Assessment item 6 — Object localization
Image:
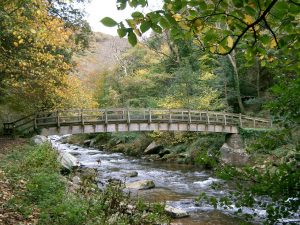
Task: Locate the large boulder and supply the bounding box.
[83,139,91,146]
[59,134,72,144]
[220,134,249,166]
[164,205,189,218]
[126,179,155,190]
[144,141,163,155]
[58,151,80,170]
[31,135,48,145]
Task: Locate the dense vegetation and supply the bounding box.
[0,143,169,225]
[0,0,299,224]
[0,0,96,121]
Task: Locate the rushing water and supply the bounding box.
[49,135,298,225]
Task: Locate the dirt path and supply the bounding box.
[0,136,27,156]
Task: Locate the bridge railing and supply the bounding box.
[34,108,272,129]
[3,114,36,135]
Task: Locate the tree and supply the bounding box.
[102,0,299,57]
[0,0,96,114]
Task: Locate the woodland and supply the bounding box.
[0,0,299,224]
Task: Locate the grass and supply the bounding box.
[0,143,170,225]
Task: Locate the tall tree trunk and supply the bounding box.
[165,31,180,63]
[227,51,246,114]
[224,73,229,109]
[255,56,261,98]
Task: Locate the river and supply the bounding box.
[49,135,297,225]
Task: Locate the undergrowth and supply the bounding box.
[1,143,170,225]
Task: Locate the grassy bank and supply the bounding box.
[0,143,170,225]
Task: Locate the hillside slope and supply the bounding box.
[73,32,129,89]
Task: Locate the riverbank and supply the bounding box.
[0,141,170,225]
[64,132,225,168]
[63,130,300,224]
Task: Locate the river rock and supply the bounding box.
[69,151,81,156]
[126,179,155,190]
[72,176,81,185]
[59,134,72,143]
[164,205,189,218]
[58,151,80,170]
[79,168,98,179]
[31,135,48,145]
[125,171,138,177]
[89,138,97,147]
[107,178,122,185]
[83,139,91,146]
[220,143,249,166]
[144,141,163,154]
[68,181,80,193]
[87,151,100,155]
[220,134,249,166]
[158,149,171,157]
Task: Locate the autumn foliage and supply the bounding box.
[0,0,97,114]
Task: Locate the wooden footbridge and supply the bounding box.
[3,108,272,136]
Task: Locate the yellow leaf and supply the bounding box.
[19,39,24,44]
[210,46,217,53]
[218,45,226,54]
[30,29,36,34]
[173,14,182,21]
[178,22,190,30]
[227,36,234,48]
[270,38,277,48]
[13,42,19,47]
[244,15,254,24]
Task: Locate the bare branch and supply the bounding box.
[288,0,300,6]
[224,0,279,55]
[263,17,279,48]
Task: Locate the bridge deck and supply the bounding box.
[3,108,272,135]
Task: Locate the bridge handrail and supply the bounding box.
[34,108,272,129]
[3,114,36,135]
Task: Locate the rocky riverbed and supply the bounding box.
[48,135,279,225]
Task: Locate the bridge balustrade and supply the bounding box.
[3,108,273,135]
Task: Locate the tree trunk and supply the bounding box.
[224,73,229,109]
[165,31,180,63]
[255,56,261,98]
[227,51,245,114]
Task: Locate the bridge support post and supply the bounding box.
[219,133,249,166]
[57,111,60,128]
[81,109,84,125]
[34,113,37,130]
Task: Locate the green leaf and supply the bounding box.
[140,21,151,33]
[159,17,170,29]
[151,24,162,33]
[232,0,244,8]
[128,30,137,46]
[260,35,271,45]
[117,0,126,10]
[101,17,118,27]
[147,12,161,23]
[245,6,257,17]
[117,28,127,38]
[131,11,144,19]
[165,14,177,26]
